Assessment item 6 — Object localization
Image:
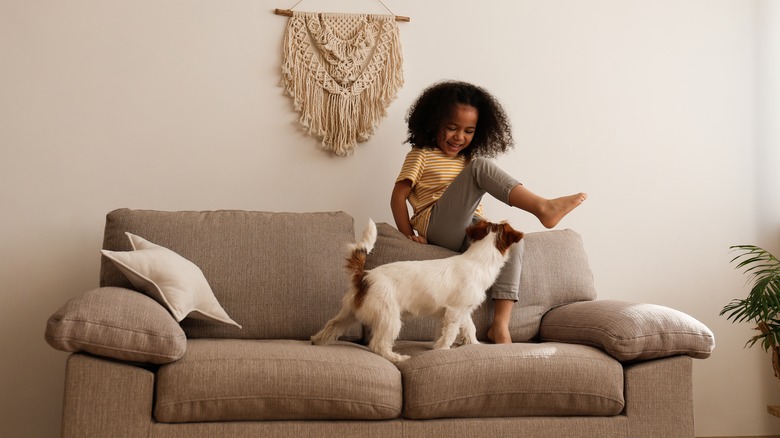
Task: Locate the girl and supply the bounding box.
[391,81,587,344]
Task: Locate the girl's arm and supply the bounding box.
[391,180,427,244]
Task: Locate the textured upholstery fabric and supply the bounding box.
[155,339,402,422]
[148,417,629,438]
[150,421,407,438]
[45,287,186,364]
[539,300,715,361]
[399,417,628,438]
[62,354,154,438]
[365,223,597,342]
[51,210,709,437]
[101,209,358,340]
[512,228,597,339]
[395,342,624,419]
[624,356,695,437]
[68,351,706,438]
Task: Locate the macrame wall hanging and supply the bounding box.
[275,2,407,156]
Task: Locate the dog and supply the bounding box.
[311,219,524,363]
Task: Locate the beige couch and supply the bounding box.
[45,209,715,437]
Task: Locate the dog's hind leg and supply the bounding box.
[367,314,409,363]
[311,304,356,345]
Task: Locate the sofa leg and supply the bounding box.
[61,354,154,438]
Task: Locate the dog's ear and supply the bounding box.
[502,223,524,245]
[495,223,523,254]
[465,220,490,241]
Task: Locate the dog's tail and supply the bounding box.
[348,219,377,308]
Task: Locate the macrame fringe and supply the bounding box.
[281,12,404,156]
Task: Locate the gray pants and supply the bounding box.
[426,158,524,301]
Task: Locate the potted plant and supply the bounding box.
[720,245,780,382]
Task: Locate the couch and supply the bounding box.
[45,209,715,437]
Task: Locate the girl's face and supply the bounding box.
[437,104,478,157]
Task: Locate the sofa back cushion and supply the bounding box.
[101,209,358,340]
[364,223,597,342]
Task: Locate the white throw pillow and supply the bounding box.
[101,232,241,328]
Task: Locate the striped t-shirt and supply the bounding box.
[395,148,484,237]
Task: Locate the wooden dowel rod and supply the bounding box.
[273,8,409,22]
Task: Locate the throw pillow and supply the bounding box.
[101,232,241,328]
[45,287,187,364]
[539,300,715,361]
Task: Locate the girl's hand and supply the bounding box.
[407,235,427,244]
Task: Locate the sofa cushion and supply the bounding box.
[539,300,716,361]
[394,341,624,419]
[365,223,597,342]
[45,287,186,364]
[154,339,402,422]
[101,233,240,328]
[100,209,359,340]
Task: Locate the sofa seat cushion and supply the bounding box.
[155,339,402,422]
[394,341,625,420]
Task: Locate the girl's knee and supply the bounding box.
[471,157,491,171]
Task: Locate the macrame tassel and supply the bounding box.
[281,12,404,156]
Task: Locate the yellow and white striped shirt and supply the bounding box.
[395,148,484,237]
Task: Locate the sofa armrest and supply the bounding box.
[62,354,154,437]
[45,287,186,364]
[539,300,715,362]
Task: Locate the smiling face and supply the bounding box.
[437,104,478,157]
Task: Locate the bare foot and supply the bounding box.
[537,193,588,229]
[487,325,512,344]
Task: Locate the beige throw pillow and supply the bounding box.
[101,232,241,328]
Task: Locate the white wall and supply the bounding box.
[757,0,780,256]
[0,0,775,436]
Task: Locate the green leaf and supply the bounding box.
[722,245,780,349]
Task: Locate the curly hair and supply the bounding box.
[404,81,514,159]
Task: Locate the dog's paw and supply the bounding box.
[460,337,480,346]
[388,354,411,363]
[378,351,411,363]
[432,342,452,350]
[310,333,329,345]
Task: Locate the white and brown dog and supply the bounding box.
[311,219,524,362]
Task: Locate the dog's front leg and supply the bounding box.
[458,314,479,345]
[434,308,463,350]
